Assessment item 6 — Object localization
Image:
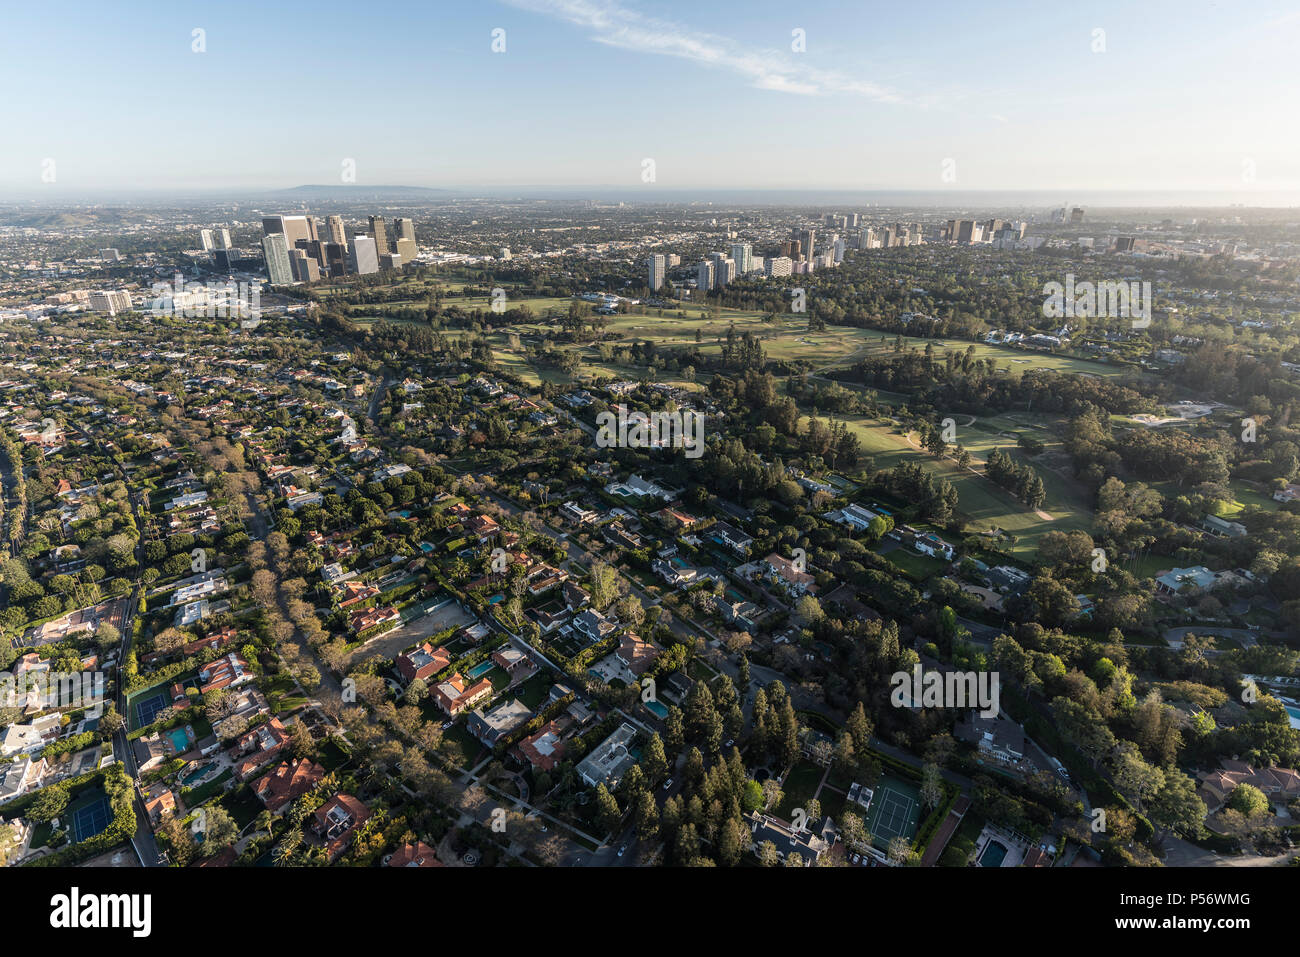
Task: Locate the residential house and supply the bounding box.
[467,698,533,745]
[432,673,494,716]
[576,722,638,789]
[396,643,452,684]
[387,841,443,867]
[254,758,327,813]
[746,812,831,865]
[312,793,371,861]
[514,720,568,772]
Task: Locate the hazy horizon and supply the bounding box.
[3,0,1298,197]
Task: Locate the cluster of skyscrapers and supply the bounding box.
[943,218,1029,245]
[252,214,418,285]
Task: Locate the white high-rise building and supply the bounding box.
[216,228,232,250]
[765,256,793,278]
[200,229,214,251]
[647,254,665,291]
[833,238,846,263]
[713,256,735,289]
[730,243,752,275]
[696,260,714,292]
[349,235,379,275]
[262,233,294,285]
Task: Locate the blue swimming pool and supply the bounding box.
[644,700,668,719]
[979,841,1008,867]
[467,660,494,679]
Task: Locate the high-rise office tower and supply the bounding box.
[395,238,417,263]
[289,248,320,283]
[730,243,752,275]
[200,229,214,251]
[797,229,816,262]
[326,215,347,249]
[369,216,389,256]
[262,233,294,285]
[955,220,977,244]
[833,238,846,263]
[1070,207,1085,223]
[647,254,665,291]
[262,215,317,249]
[350,235,379,275]
[324,243,349,278]
[696,260,714,293]
[295,238,326,268]
[216,228,232,250]
[393,218,416,244]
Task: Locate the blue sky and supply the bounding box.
[1,0,1297,195]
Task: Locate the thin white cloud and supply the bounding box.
[502,0,906,104]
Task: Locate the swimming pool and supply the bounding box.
[182,762,216,787]
[467,660,494,679]
[644,700,668,719]
[168,727,192,753]
[1285,704,1300,730]
[979,841,1008,867]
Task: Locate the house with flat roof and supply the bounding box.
[1155,566,1217,596]
[577,722,638,789]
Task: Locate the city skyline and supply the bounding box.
[2,0,1299,197]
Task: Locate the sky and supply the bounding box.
[1,0,1298,198]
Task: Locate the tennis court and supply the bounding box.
[865,774,921,847]
[134,691,168,727]
[70,793,112,842]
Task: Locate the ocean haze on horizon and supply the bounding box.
[1,186,1298,210]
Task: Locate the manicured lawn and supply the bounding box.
[773,762,825,820]
[883,547,948,581]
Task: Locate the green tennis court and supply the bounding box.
[864,774,921,847]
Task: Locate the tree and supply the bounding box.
[642,733,668,784]
[756,840,779,866]
[594,783,622,836]
[1148,768,1207,844]
[635,789,659,842]
[718,816,744,866]
[29,785,69,823]
[1226,783,1270,818]
[795,595,824,623]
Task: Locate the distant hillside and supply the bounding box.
[266,185,457,202]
